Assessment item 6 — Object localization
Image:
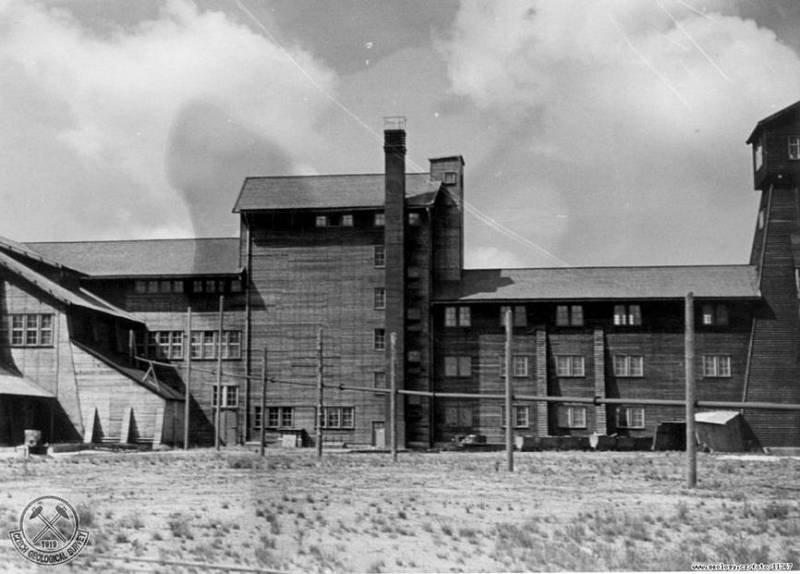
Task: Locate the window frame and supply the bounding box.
[265,406,294,429]
[374,329,386,351]
[702,354,732,378]
[8,313,55,347]
[318,406,355,430]
[701,304,729,327]
[558,405,588,429]
[315,215,328,228]
[556,305,583,327]
[444,355,472,378]
[341,214,354,227]
[374,212,385,227]
[555,354,585,377]
[788,135,800,160]
[613,354,643,377]
[443,171,457,185]
[613,304,642,326]
[373,245,385,268]
[374,287,386,310]
[444,306,471,328]
[212,384,239,409]
[616,406,645,429]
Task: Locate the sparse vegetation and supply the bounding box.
[0,449,797,572]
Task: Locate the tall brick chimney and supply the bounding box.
[384,117,406,448]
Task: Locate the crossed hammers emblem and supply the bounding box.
[29,504,70,544]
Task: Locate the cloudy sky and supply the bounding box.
[1,0,799,268]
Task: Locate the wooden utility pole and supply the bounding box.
[316,328,324,458]
[184,307,192,450]
[685,292,697,488]
[390,332,397,461]
[128,329,136,360]
[504,308,514,472]
[215,295,224,450]
[260,345,267,457]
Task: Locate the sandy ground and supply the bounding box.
[0,447,797,573]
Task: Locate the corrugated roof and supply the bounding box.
[746,100,800,143]
[0,368,54,398]
[233,172,441,212]
[27,238,241,278]
[0,250,143,323]
[439,265,760,302]
[695,411,741,425]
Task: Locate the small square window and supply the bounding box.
[443,171,457,185]
[408,350,421,363]
[315,215,328,228]
[408,212,421,226]
[342,214,354,227]
[134,280,147,294]
[374,212,385,227]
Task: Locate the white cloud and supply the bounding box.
[468,246,528,269]
[0,0,336,240]
[439,0,800,265]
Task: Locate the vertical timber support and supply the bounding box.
[316,328,323,458]
[390,332,398,461]
[260,345,267,457]
[593,328,607,434]
[504,308,513,472]
[535,328,549,437]
[184,307,192,450]
[215,295,224,450]
[685,292,697,488]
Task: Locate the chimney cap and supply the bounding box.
[383,116,406,131]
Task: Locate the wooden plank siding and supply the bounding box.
[433,301,754,443]
[71,342,170,444]
[247,220,390,447]
[746,186,800,447]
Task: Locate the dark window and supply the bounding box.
[556,305,583,326]
[789,136,800,160]
[374,329,386,351]
[613,304,642,326]
[701,304,729,326]
[616,407,645,429]
[374,245,385,268]
[374,288,386,309]
[443,171,457,185]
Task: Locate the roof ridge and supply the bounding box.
[243,171,430,181]
[27,236,239,245]
[464,263,755,272]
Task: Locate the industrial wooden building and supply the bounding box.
[1,103,799,449]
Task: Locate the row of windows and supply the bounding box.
[443,405,645,429]
[139,330,242,360]
[9,314,54,347]
[252,406,355,429]
[443,303,731,328]
[133,278,243,295]
[442,354,732,378]
[314,212,422,228]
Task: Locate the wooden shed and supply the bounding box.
[694,411,746,452]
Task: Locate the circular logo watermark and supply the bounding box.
[8,496,90,566]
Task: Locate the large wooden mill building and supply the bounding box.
[1,103,800,449]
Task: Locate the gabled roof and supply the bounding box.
[27,238,241,278]
[0,250,143,323]
[233,172,441,212]
[746,100,800,144]
[0,235,73,272]
[437,265,760,302]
